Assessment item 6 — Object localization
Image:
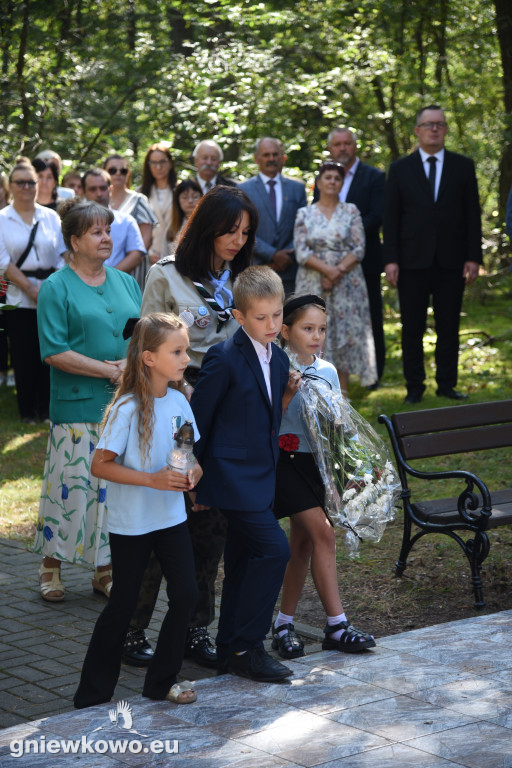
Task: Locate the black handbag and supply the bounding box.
[15,221,39,270]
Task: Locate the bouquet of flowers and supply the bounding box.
[287,350,400,557]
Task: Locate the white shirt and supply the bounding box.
[97,389,200,535]
[259,172,283,220]
[0,203,66,308]
[196,174,217,193]
[339,158,359,202]
[419,147,444,201]
[244,329,273,403]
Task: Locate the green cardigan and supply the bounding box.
[37,265,141,423]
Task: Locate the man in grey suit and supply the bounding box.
[240,138,307,295]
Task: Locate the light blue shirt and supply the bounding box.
[281,355,341,452]
[98,389,199,535]
[105,209,146,268]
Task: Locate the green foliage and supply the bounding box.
[0,0,510,254]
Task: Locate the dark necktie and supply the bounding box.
[267,179,277,217]
[427,156,437,201]
[205,180,213,191]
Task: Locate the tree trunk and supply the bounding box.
[494,0,512,217]
[16,0,31,139]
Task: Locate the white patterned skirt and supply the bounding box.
[33,422,110,567]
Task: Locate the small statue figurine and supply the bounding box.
[166,421,196,475]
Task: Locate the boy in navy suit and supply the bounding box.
[191,266,295,682]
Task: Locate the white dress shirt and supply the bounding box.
[196,175,217,193]
[419,147,444,201]
[243,329,273,403]
[339,157,359,202]
[259,172,283,221]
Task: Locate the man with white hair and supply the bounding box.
[35,149,74,199]
[192,140,236,192]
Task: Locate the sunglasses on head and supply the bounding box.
[107,167,128,176]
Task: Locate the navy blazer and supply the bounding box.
[239,174,307,287]
[191,327,289,512]
[383,149,482,269]
[313,161,385,276]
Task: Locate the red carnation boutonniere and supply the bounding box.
[279,433,300,452]
[0,278,7,299]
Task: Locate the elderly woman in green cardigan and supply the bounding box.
[34,199,141,601]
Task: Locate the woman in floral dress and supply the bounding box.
[33,199,141,602]
[294,161,377,394]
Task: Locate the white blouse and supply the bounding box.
[0,203,66,309]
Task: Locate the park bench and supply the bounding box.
[378,399,512,608]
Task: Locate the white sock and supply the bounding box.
[326,613,347,642]
[274,611,294,635]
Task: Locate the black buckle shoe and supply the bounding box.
[122,628,154,667]
[185,626,218,668]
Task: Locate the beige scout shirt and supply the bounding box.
[141,259,238,370]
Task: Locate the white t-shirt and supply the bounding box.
[97,388,199,535]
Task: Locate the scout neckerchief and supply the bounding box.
[192,270,233,332]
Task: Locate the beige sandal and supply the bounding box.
[39,563,65,602]
[92,568,112,598]
[165,681,197,705]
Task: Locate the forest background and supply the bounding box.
[1,0,512,269]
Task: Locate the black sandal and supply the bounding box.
[271,622,305,659]
[322,621,376,653]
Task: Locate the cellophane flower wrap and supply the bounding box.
[287,350,400,556]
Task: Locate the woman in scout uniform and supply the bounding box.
[122,185,259,668]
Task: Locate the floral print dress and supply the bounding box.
[294,203,377,386]
[34,422,110,566]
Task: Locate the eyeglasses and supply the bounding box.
[417,121,447,129]
[107,167,128,176]
[12,180,37,188]
[149,159,170,167]
[180,193,202,202]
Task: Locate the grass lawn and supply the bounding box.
[1,271,511,634]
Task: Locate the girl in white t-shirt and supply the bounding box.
[272,295,375,660]
[74,313,201,709]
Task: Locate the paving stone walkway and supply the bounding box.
[1,538,512,767]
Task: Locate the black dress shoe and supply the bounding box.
[122,628,154,667]
[184,626,218,668]
[367,380,380,391]
[227,647,293,682]
[436,388,468,400]
[403,392,423,404]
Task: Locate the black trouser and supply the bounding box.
[74,522,197,708]
[5,308,49,419]
[398,267,465,394]
[129,497,227,631]
[216,505,290,659]
[364,272,386,381]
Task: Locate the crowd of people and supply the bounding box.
[0,105,485,707]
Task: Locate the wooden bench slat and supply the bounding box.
[413,496,512,528]
[400,423,512,460]
[392,399,512,437]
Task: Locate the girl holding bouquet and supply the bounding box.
[272,294,376,659]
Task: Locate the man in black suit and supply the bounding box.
[383,105,482,404]
[315,128,386,383]
[192,140,237,192]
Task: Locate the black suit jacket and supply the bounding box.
[383,149,482,269]
[313,161,385,275]
[215,174,237,188]
[191,327,289,511]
